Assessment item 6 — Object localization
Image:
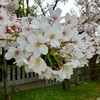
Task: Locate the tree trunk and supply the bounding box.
[26,0,29,16]
[89,54,99,81]
[62,79,70,90]
[3,49,12,100]
[3,68,12,100]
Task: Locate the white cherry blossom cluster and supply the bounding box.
[0,1,97,81]
[77,16,100,56]
[76,0,100,57]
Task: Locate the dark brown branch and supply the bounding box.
[26,0,29,16]
[53,0,60,10]
[95,0,100,7]
[39,4,46,16]
[34,0,46,16]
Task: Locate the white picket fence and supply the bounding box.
[0,67,59,90]
[0,65,90,90]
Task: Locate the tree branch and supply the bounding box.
[39,4,46,16]
[95,0,100,7]
[34,0,46,16]
[53,0,60,10]
[26,0,29,16]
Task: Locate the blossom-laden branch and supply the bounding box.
[0,0,99,82]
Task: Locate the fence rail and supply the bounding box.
[0,65,90,90]
[0,67,39,85]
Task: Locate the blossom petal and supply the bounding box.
[55,8,62,17]
[27,34,37,44]
[39,45,48,55]
[50,39,60,47]
[5,52,14,60]
[38,34,46,43]
[26,44,35,52]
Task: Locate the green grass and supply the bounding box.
[0,80,100,100]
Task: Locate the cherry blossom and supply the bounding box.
[0,1,99,81]
[26,34,48,57]
[44,24,63,47]
[5,47,24,60]
[49,8,62,21]
[64,13,78,27]
[29,56,48,75]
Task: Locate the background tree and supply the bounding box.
[15,0,37,17]
[75,0,100,81]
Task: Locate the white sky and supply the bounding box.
[57,0,79,15]
[29,0,80,16]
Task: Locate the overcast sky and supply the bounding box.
[29,0,80,16]
[57,0,79,16]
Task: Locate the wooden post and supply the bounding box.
[62,79,70,90]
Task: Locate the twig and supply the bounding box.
[34,0,46,16]
[39,4,46,16]
[53,0,60,10]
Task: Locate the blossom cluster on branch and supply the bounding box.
[0,0,99,81]
[76,0,100,62]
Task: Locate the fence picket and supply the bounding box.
[0,66,90,89]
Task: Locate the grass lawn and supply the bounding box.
[0,80,100,100]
